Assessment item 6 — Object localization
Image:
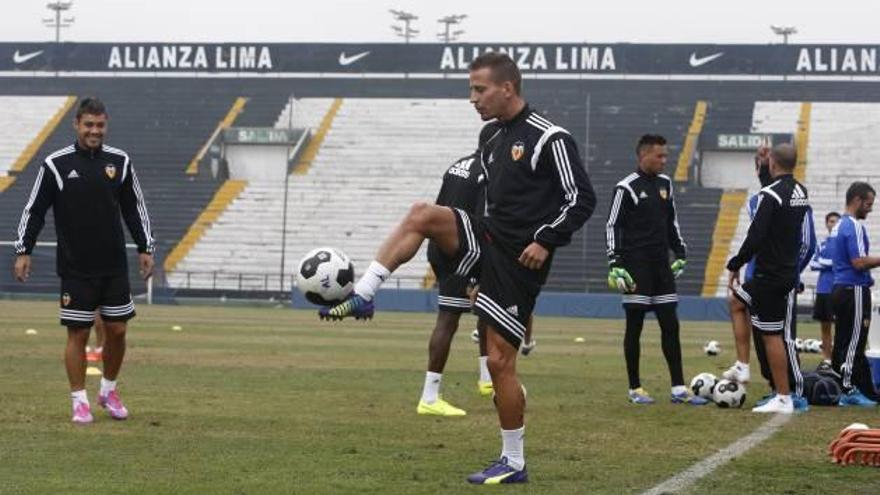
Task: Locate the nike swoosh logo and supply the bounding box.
[689,52,724,68]
[13,50,44,64]
[338,51,370,66]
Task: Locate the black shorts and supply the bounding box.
[429,245,473,314]
[620,258,677,308]
[60,275,135,328]
[732,279,794,335]
[449,208,538,350]
[812,292,835,322]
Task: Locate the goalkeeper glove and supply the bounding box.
[671,259,687,279]
[608,267,636,293]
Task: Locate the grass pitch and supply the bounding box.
[1,300,878,494]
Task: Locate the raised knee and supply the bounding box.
[403,202,432,232]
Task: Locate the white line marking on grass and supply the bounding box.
[641,413,792,495]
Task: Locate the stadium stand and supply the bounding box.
[0,83,274,293]
[710,101,880,298]
[572,88,721,295]
[0,96,75,193]
[6,77,880,300]
[168,98,483,290]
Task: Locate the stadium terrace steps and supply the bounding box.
[163,179,248,273]
[169,98,483,291]
[702,190,748,297]
[800,102,880,299]
[570,93,721,295]
[292,98,343,175]
[0,87,278,293]
[0,96,75,192]
[711,101,880,298]
[7,80,880,297]
[674,100,708,182]
[186,97,248,175]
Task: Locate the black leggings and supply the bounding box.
[624,305,684,390]
[832,285,879,400]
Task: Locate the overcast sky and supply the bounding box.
[3,1,878,44]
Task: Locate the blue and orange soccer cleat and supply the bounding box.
[319,294,375,321]
[466,457,528,485]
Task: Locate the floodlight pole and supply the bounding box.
[44,1,75,43]
[280,94,294,294]
[437,14,467,43]
[389,9,419,43]
[770,25,797,45]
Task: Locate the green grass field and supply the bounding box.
[1,300,878,494]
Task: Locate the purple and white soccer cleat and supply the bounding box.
[466,457,528,485]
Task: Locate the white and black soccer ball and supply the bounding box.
[713,379,746,408]
[690,372,718,399]
[703,340,721,356]
[295,247,355,306]
[804,338,822,354]
[795,338,805,352]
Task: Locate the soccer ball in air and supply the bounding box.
[703,340,721,356]
[690,372,718,400]
[295,247,355,305]
[713,379,746,408]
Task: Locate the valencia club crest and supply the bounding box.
[511,141,525,161]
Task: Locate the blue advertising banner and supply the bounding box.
[2,42,879,78]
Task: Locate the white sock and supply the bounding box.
[501,427,525,470]
[353,261,391,302]
[776,394,791,404]
[671,385,687,395]
[421,371,442,404]
[736,360,750,370]
[478,356,491,382]
[100,378,117,396]
[823,359,832,365]
[71,389,88,405]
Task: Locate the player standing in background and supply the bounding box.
[809,211,840,372]
[606,134,707,405]
[723,146,815,412]
[13,97,154,424]
[726,144,813,414]
[321,52,596,484]
[86,314,106,362]
[829,182,880,406]
[418,151,487,417]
